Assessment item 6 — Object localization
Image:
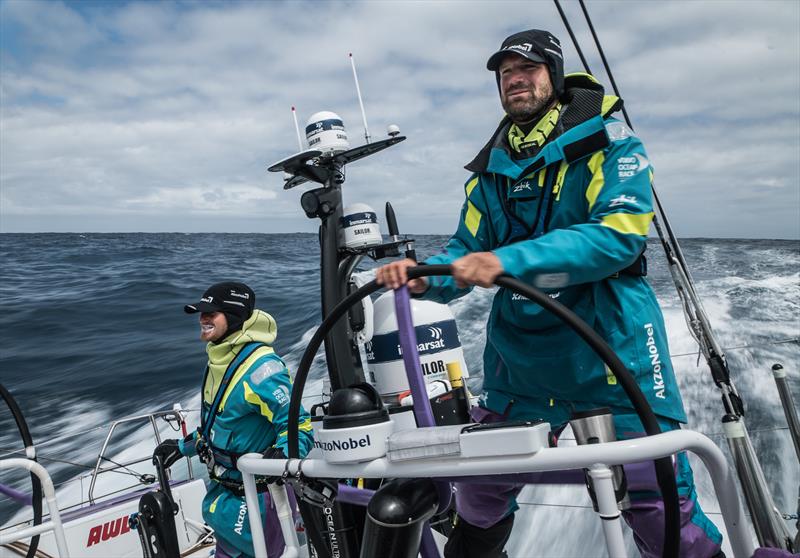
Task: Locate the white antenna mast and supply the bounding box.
[349,52,371,144]
[291,106,304,151]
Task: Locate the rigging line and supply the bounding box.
[34,453,157,480]
[577,0,700,291]
[518,501,741,518]
[99,454,153,483]
[21,454,100,471]
[0,409,203,458]
[570,0,739,408]
[577,0,632,128]
[700,426,790,439]
[670,337,800,359]
[553,0,593,74]
[562,0,686,267]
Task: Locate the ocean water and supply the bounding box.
[1,234,798,554]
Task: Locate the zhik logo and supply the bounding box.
[513,181,533,193]
[609,194,638,207]
[512,291,561,301]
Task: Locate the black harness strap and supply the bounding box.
[196,342,265,473]
[199,341,264,440]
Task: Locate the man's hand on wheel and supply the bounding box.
[375,258,428,293]
[451,252,504,288]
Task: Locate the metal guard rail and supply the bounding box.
[238,429,756,558]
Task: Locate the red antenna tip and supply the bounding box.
[349,52,353,57]
[291,106,295,111]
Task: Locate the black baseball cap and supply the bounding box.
[486,29,565,97]
[487,29,561,70]
[184,282,255,319]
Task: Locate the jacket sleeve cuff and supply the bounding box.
[179,433,197,457]
[493,244,531,278]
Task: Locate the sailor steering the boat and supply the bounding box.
[376,28,724,558]
[153,281,313,558]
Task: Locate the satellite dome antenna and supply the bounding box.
[267,52,407,393]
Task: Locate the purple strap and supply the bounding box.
[419,522,440,558]
[394,286,448,558]
[0,482,33,506]
[447,470,586,485]
[394,286,436,427]
[336,484,374,507]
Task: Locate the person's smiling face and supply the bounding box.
[199,311,228,342]
[498,54,555,124]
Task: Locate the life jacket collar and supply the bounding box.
[465,73,622,177]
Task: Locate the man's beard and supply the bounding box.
[501,79,555,124]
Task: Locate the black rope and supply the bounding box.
[564,0,739,414]
[553,0,593,74]
[287,266,681,558]
[0,383,42,558]
[577,0,633,128]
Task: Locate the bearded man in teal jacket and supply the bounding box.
[377,29,723,558]
[153,282,313,558]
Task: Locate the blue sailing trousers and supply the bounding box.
[204,483,298,558]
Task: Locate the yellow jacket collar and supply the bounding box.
[207,309,278,366]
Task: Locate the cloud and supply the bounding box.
[1,0,798,237]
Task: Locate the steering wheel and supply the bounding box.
[285,264,680,558]
[1,383,43,558]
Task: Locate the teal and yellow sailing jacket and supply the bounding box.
[178,309,313,555]
[179,309,313,472]
[422,74,687,423]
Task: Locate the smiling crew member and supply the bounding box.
[153,281,313,558]
[376,29,723,558]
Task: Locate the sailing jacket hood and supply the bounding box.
[207,309,278,365]
[421,73,687,424]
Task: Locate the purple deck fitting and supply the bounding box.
[336,484,374,507]
[0,482,33,506]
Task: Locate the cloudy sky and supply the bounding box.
[1,0,798,238]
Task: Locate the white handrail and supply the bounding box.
[238,429,756,558]
[0,458,70,557]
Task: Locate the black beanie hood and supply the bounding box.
[184,281,255,338]
[223,310,246,336]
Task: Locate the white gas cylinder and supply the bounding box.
[365,291,469,399]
